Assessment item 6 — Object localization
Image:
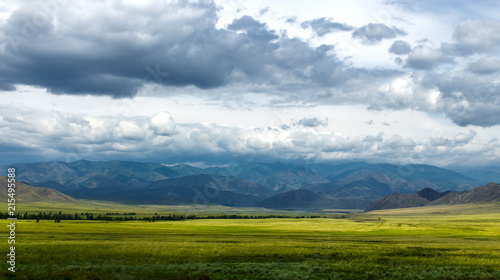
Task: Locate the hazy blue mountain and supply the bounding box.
[257,166,328,192]
[323,163,476,192]
[4,160,179,185]
[227,162,477,193]
[304,174,392,198]
[452,166,500,185]
[218,162,329,191]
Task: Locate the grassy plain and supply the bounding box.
[2,203,500,279]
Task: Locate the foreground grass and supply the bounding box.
[2,204,500,279]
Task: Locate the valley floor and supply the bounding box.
[2,203,500,279]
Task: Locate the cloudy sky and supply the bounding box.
[1,0,500,168]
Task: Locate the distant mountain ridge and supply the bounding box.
[1,160,491,209]
[366,183,500,211]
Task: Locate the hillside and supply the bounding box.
[256,190,337,210]
[58,174,273,207]
[429,182,500,205]
[366,183,500,211]
[364,193,429,212]
[0,177,79,204]
[304,174,393,198]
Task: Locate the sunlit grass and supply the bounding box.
[2,203,500,279]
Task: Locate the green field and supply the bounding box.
[2,203,500,279]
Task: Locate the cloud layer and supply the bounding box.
[1,107,497,167]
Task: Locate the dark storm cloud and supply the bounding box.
[227,15,278,41]
[0,1,228,96]
[388,40,412,55]
[0,1,393,100]
[352,23,407,45]
[300,17,354,36]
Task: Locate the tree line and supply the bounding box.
[0,211,338,222]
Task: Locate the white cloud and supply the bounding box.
[453,130,476,145]
[468,56,500,74]
[150,112,176,136]
[404,45,454,69]
[114,121,145,140]
[352,23,407,45]
[448,19,500,55]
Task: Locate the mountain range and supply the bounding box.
[1,160,496,209]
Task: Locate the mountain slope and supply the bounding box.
[366,183,500,211]
[258,166,328,192]
[364,193,429,212]
[363,187,452,212]
[0,177,79,204]
[301,174,396,209]
[452,166,500,185]
[223,162,330,191]
[256,190,338,209]
[324,163,476,192]
[429,182,500,205]
[3,160,186,189]
[127,175,270,206]
[51,174,274,207]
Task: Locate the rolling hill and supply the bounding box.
[366,183,500,211]
[0,176,79,204]
[429,182,500,205]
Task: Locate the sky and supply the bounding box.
[0,0,500,168]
